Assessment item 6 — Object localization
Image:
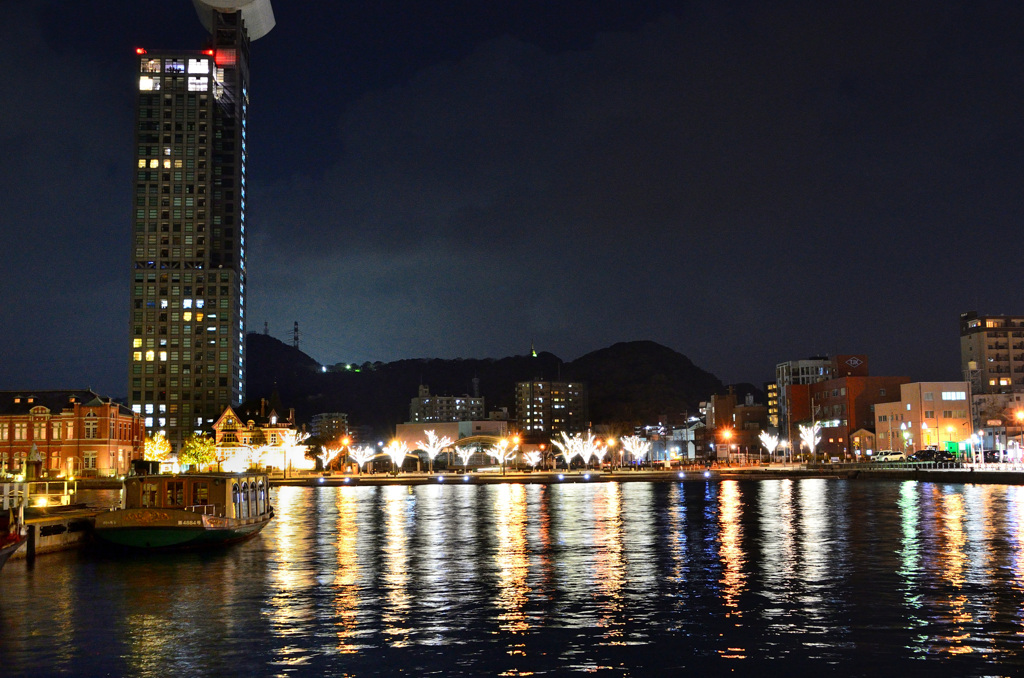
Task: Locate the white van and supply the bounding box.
[876,451,906,462]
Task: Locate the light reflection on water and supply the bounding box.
[592,482,624,643]
[718,480,745,615]
[3,480,1024,675]
[494,482,531,633]
[381,485,412,645]
[332,486,361,653]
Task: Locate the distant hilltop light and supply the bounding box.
[191,0,276,41]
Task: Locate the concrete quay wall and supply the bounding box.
[10,509,104,562]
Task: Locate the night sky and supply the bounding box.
[1,1,1021,398]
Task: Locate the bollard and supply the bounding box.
[26,523,36,564]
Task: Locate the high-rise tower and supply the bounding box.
[128,1,274,450]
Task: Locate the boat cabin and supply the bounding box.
[122,473,270,520]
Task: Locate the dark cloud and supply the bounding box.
[1,1,1021,398]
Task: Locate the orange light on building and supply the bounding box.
[135,47,147,55]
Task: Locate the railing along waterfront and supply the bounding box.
[806,460,1024,472]
[24,480,75,508]
[1,482,26,511]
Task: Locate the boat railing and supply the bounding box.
[184,504,219,515]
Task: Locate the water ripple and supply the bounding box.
[3,480,1024,675]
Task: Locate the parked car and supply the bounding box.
[875,451,906,462]
[911,449,956,463]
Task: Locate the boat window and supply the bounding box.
[142,482,159,507]
[166,481,184,507]
[232,483,240,517]
[240,482,249,519]
[249,482,257,514]
[191,482,209,506]
[257,481,265,514]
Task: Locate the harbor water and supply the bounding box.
[2,478,1024,676]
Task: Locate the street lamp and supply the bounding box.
[721,428,733,465]
[340,436,351,472]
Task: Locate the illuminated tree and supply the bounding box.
[550,432,599,470]
[551,432,581,469]
[592,437,610,467]
[415,430,454,473]
[320,445,343,471]
[179,433,216,470]
[144,432,172,462]
[799,422,821,462]
[281,430,310,453]
[487,437,519,475]
[523,450,542,469]
[579,433,601,468]
[384,440,409,474]
[621,435,652,467]
[759,431,779,464]
[349,445,377,473]
[269,430,310,477]
[454,445,476,472]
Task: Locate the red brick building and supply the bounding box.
[0,390,145,478]
[705,390,769,462]
[808,376,910,461]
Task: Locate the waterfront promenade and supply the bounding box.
[265,462,1024,488]
[62,461,1024,492]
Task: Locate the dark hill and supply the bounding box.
[245,334,725,438]
[565,341,723,424]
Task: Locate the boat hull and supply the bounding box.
[94,508,271,550]
[0,536,26,570]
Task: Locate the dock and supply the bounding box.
[3,480,107,562]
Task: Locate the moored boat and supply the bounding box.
[0,530,25,570]
[93,472,272,550]
[0,483,27,570]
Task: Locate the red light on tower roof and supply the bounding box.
[214,48,237,67]
[203,49,215,56]
[135,47,147,55]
